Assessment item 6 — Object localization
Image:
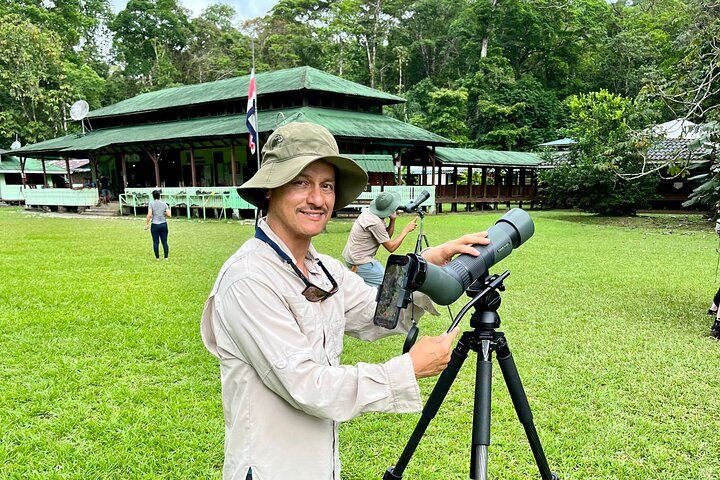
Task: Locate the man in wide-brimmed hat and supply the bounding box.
[342,190,417,287]
[200,121,490,480]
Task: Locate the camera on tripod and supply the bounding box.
[373,208,534,329]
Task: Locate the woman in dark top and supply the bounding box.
[144,190,171,260]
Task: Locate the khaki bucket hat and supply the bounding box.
[237,122,368,210]
[369,191,401,218]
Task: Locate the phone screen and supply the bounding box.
[373,255,410,329]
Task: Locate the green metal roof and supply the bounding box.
[283,108,451,145]
[10,134,78,155]
[16,114,247,154]
[87,66,405,120]
[16,107,451,156]
[0,156,66,173]
[346,154,395,173]
[434,147,543,167]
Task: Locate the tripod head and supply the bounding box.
[445,270,509,334]
[467,274,505,330]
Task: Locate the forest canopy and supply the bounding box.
[2,0,720,209]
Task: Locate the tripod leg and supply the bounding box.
[471,339,492,480]
[384,338,470,480]
[414,233,423,255]
[496,337,558,480]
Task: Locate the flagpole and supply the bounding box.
[252,41,261,173]
[246,40,263,224]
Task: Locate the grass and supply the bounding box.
[1,207,719,479]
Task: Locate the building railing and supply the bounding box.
[0,184,26,202]
[435,184,538,200]
[345,186,436,214]
[22,187,99,207]
[120,187,254,219]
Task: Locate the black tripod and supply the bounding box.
[385,272,558,480]
[413,209,429,254]
[402,209,430,353]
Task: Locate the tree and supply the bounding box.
[596,0,690,98]
[182,5,253,84]
[259,0,330,71]
[0,0,113,57]
[384,0,465,86]
[424,88,471,146]
[328,0,403,88]
[110,0,193,89]
[640,0,720,209]
[464,58,563,150]
[539,90,659,215]
[0,14,77,144]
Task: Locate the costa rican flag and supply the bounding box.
[246,68,258,154]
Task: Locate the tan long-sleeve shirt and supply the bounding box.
[201,219,422,480]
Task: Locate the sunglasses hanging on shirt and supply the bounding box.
[255,227,338,302]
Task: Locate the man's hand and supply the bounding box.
[408,328,460,378]
[421,232,490,266]
[402,217,418,234]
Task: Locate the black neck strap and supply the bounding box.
[255,227,295,265]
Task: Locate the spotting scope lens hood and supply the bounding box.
[416,208,534,305]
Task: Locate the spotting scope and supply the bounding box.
[397,190,430,213]
[374,208,534,329]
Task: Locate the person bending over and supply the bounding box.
[342,191,417,287]
[200,121,490,480]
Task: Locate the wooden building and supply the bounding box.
[399,146,544,212]
[11,66,450,217]
[13,66,544,217]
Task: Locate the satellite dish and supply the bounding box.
[275,112,286,127]
[10,140,21,150]
[70,100,90,121]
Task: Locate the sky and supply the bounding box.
[110,0,279,22]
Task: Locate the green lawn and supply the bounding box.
[1,207,718,479]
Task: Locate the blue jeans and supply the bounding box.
[348,260,385,287]
[150,222,169,259]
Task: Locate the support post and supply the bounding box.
[230,139,238,186]
[20,157,27,187]
[190,146,197,187]
[468,166,473,206]
[396,153,403,185]
[41,159,48,187]
[90,157,98,185]
[121,152,128,190]
[431,146,436,186]
[151,151,161,187]
[65,157,72,188]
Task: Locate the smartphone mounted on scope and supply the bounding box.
[373,254,426,329]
